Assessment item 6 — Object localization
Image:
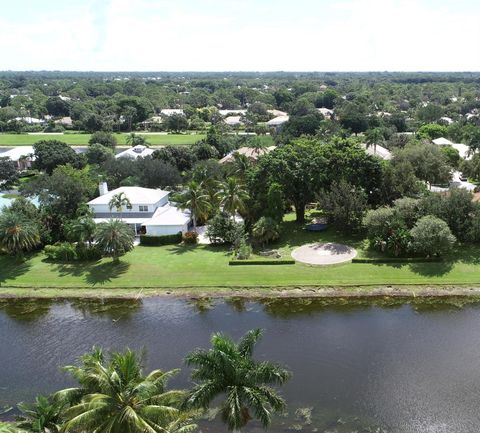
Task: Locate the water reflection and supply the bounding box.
[0,299,53,322]
[69,298,142,320]
[0,297,480,433]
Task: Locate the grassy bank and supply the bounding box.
[2,215,480,297]
[0,133,205,146]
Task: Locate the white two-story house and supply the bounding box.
[88,183,191,236]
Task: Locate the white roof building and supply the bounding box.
[432,137,453,146]
[0,146,34,162]
[266,115,289,127]
[219,146,276,164]
[88,185,191,236]
[219,109,247,117]
[13,117,45,124]
[115,145,155,160]
[160,109,184,116]
[360,143,392,160]
[224,116,243,126]
[55,116,73,126]
[267,109,288,117]
[318,108,334,118]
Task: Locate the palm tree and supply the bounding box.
[231,153,251,180]
[365,127,384,155]
[126,132,148,147]
[16,395,65,433]
[173,181,210,231]
[184,329,291,432]
[252,217,280,247]
[0,211,40,256]
[0,422,26,433]
[65,215,96,246]
[94,219,135,261]
[58,348,197,433]
[109,192,132,220]
[220,177,249,219]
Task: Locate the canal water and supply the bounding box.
[1,297,480,433]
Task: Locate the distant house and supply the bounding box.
[115,145,155,160]
[432,137,470,159]
[224,116,243,127]
[432,137,453,146]
[13,117,45,124]
[219,146,276,164]
[266,115,289,130]
[317,108,334,119]
[88,184,191,236]
[160,109,184,116]
[219,109,247,117]
[439,116,454,125]
[360,143,392,160]
[0,146,35,170]
[54,116,73,126]
[267,109,288,117]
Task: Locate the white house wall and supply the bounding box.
[145,223,189,236]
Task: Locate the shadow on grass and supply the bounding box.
[53,260,130,286]
[167,243,198,255]
[408,261,454,277]
[272,219,365,252]
[0,255,32,286]
[85,261,130,286]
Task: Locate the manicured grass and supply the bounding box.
[0,133,205,146]
[2,214,480,292]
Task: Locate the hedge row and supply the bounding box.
[352,257,443,263]
[140,232,182,246]
[229,259,296,266]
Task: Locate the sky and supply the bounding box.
[1,0,480,72]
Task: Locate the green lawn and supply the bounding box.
[0,133,205,146]
[1,215,480,293]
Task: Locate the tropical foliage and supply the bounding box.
[184,329,291,431]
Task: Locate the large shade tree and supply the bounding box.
[184,329,291,432]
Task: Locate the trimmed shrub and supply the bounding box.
[410,215,456,257]
[235,239,252,260]
[140,232,182,246]
[182,231,198,244]
[44,242,77,262]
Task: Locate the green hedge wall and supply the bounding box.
[352,257,442,263]
[140,232,182,246]
[229,259,296,266]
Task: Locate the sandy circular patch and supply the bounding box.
[291,242,357,265]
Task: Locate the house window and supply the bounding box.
[139,205,149,212]
[126,204,132,210]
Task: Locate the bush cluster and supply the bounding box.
[44,243,102,262]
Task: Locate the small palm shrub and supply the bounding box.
[183,231,199,244]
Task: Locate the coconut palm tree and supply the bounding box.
[16,395,65,433]
[184,329,291,432]
[173,181,210,231]
[58,348,197,433]
[0,211,40,256]
[220,177,249,219]
[108,192,132,220]
[94,219,134,261]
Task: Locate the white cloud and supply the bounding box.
[1,0,479,71]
